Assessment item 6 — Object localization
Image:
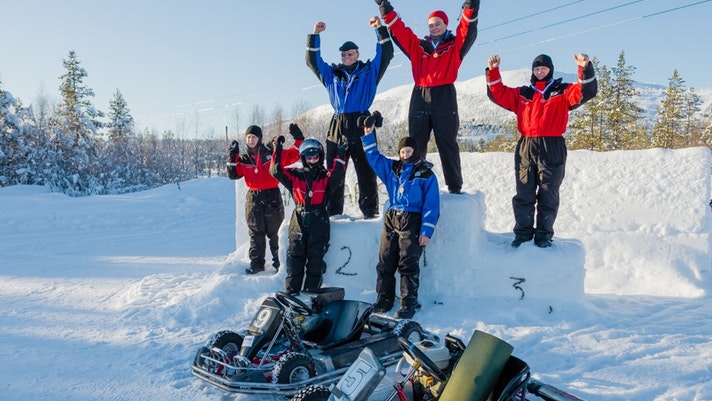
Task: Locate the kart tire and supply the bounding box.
[207,330,243,357]
[272,352,317,384]
[393,320,424,343]
[290,384,331,401]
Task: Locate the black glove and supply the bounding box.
[288,123,304,140]
[271,136,285,148]
[357,111,383,128]
[376,0,394,16]
[229,140,239,158]
[336,143,349,159]
[464,0,479,10]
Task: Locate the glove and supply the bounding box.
[336,143,349,159]
[377,0,394,16]
[289,123,304,140]
[277,135,286,145]
[229,140,239,159]
[464,0,480,10]
[371,110,383,127]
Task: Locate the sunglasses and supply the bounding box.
[340,51,357,58]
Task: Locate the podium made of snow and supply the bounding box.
[231,180,584,305]
[324,191,585,305]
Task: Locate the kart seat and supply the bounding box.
[488,356,530,401]
[304,300,373,348]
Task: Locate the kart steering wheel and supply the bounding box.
[275,292,313,316]
[398,337,447,382]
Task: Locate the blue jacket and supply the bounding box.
[362,132,440,238]
[306,27,393,114]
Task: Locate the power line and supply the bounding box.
[478,0,648,46]
[478,0,711,52]
[479,0,585,32]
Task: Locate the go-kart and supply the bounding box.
[190,287,435,396]
[290,330,587,401]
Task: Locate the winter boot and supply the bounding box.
[373,298,394,314]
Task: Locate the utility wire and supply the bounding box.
[479,0,585,32]
[478,0,711,52]
[478,0,648,46]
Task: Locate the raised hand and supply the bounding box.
[574,53,590,67]
[313,21,326,35]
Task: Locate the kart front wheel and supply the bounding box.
[272,352,317,384]
[393,320,424,343]
[290,384,331,401]
[207,330,244,356]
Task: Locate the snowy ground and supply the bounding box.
[1,147,711,401]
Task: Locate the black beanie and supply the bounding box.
[531,54,554,82]
[532,54,554,70]
[339,41,359,52]
[245,125,262,140]
[398,137,420,161]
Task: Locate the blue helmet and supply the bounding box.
[299,138,325,165]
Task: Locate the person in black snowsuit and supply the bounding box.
[227,125,303,274]
[306,17,393,218]
[270,135,346,293]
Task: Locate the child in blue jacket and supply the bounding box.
[360,112,440,319]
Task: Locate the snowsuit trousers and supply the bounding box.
[326,112,379,217]
[408,84,463,192]
[285,207,330,294]
[512,136,567,242]
[376,209,423,308]
[245,188,284,270]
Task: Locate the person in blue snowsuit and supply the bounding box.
[306,17,394,219]
[360,113,440,319]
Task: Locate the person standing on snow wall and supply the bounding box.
[375,0,479,195]
[270,132,347,294]
[360,112,440,319]
[305,16,394,219]
[486,53,597,248]
[227,124,304,274]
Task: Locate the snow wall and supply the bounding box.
[233,147,711,304]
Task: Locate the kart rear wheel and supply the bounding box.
[207,330,243,357]
[393,320,424,343]
[272,352,317,384]
[290,384,331,401]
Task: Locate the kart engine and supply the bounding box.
[403,340,452,401]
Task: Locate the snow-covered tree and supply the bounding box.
[50,50,105,195]
[652,70,686,149]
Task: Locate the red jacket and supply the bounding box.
[486,65,597,137]
[231,140,302,190]
[383,7,478,87]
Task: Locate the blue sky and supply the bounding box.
[2,0,710,137]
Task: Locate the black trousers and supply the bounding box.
[408,84,463,191]
[512,136,567,241]
[285,208,330,293]
[325,112,379,217]
[375,209,423,308]
[245,188,284,270]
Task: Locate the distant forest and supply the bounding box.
[2,51,710,196]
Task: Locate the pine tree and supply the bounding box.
[652,70,686,149]
[51,50,105,195]
[608,51,645,149]
[0,82,24,186]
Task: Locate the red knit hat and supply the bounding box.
[428,10,448,25]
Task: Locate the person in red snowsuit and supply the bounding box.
[486,53,597,248]
[270,136,346,294]
[376,0,479,194]
[227,124,303,273]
